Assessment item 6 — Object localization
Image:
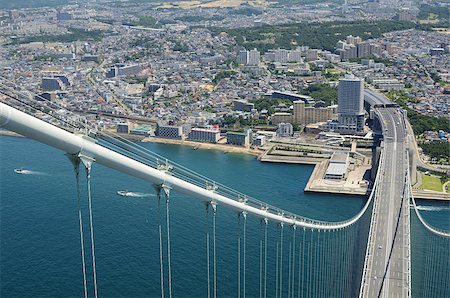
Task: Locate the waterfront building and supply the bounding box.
[337,75,365,132]
[324,152,350,180]
[156,123,184,139]
[189,127,220,143]
[130,125,152,136]
[227,130,251,147]
[253,135,266,147]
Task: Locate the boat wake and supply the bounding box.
[14,169,46,175]
[416,205,450,212]
[117,191,156,198]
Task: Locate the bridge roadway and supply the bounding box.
[361,106,410,297]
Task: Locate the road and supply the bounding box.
[361,106,410,298]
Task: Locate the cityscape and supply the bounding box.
[0,0,449,297]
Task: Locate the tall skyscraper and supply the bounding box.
[337,75,365,132]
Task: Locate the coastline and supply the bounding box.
[3,132,447,201]
[142,137,264,157]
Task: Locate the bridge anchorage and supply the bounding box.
[0,80,449,297]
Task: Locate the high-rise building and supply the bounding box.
[237,50,249,65]
[337,75,365,132]
[288,49,302,62]
[248,49,260,66]
[293,100,305,124]
[274,49,289,63]
[357,42,371,58]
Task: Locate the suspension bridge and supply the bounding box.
[0,80,448,298]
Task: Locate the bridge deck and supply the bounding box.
[361,107,410,297]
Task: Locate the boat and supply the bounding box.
[14,168,27,174]
[117,190,133,197]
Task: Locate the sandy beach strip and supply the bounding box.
[142,137,264,157]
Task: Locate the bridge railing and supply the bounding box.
[358,145,385,297]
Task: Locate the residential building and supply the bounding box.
[227,130,251,146]
[248,49,260,66]
[189,127,220,143]
[156,123,184,139]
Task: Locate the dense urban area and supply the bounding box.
[0,0,449,197]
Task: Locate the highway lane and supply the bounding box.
[361,107,410,298]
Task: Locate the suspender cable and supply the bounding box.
[264,219,268,298]
[73,161,88,298]
[291,227,296,298]
[323,231,329,297]
[243,212,247,298]
[318,231,322,297]
[237,215,241,298]
[314,230,320,297]
[85,165,98,298]
[259,223,263,298]
[212,204,217,298]
[206,205,210,298]
[158,195,165,298]
[279,223,284,298]
[299,228,305,298]
[276,241,279,298]
[259,240,263,298]
[308,229,313,298]
[288,241,292,298]
[165,195,173,298]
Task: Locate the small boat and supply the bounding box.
[14,168,27,174]
[117,190,133,197]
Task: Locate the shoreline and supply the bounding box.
[142,137,264,157]
[3,132,447,201]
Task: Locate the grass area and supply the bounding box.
[420,173,448,192]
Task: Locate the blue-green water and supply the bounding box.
[0,136,448,297]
